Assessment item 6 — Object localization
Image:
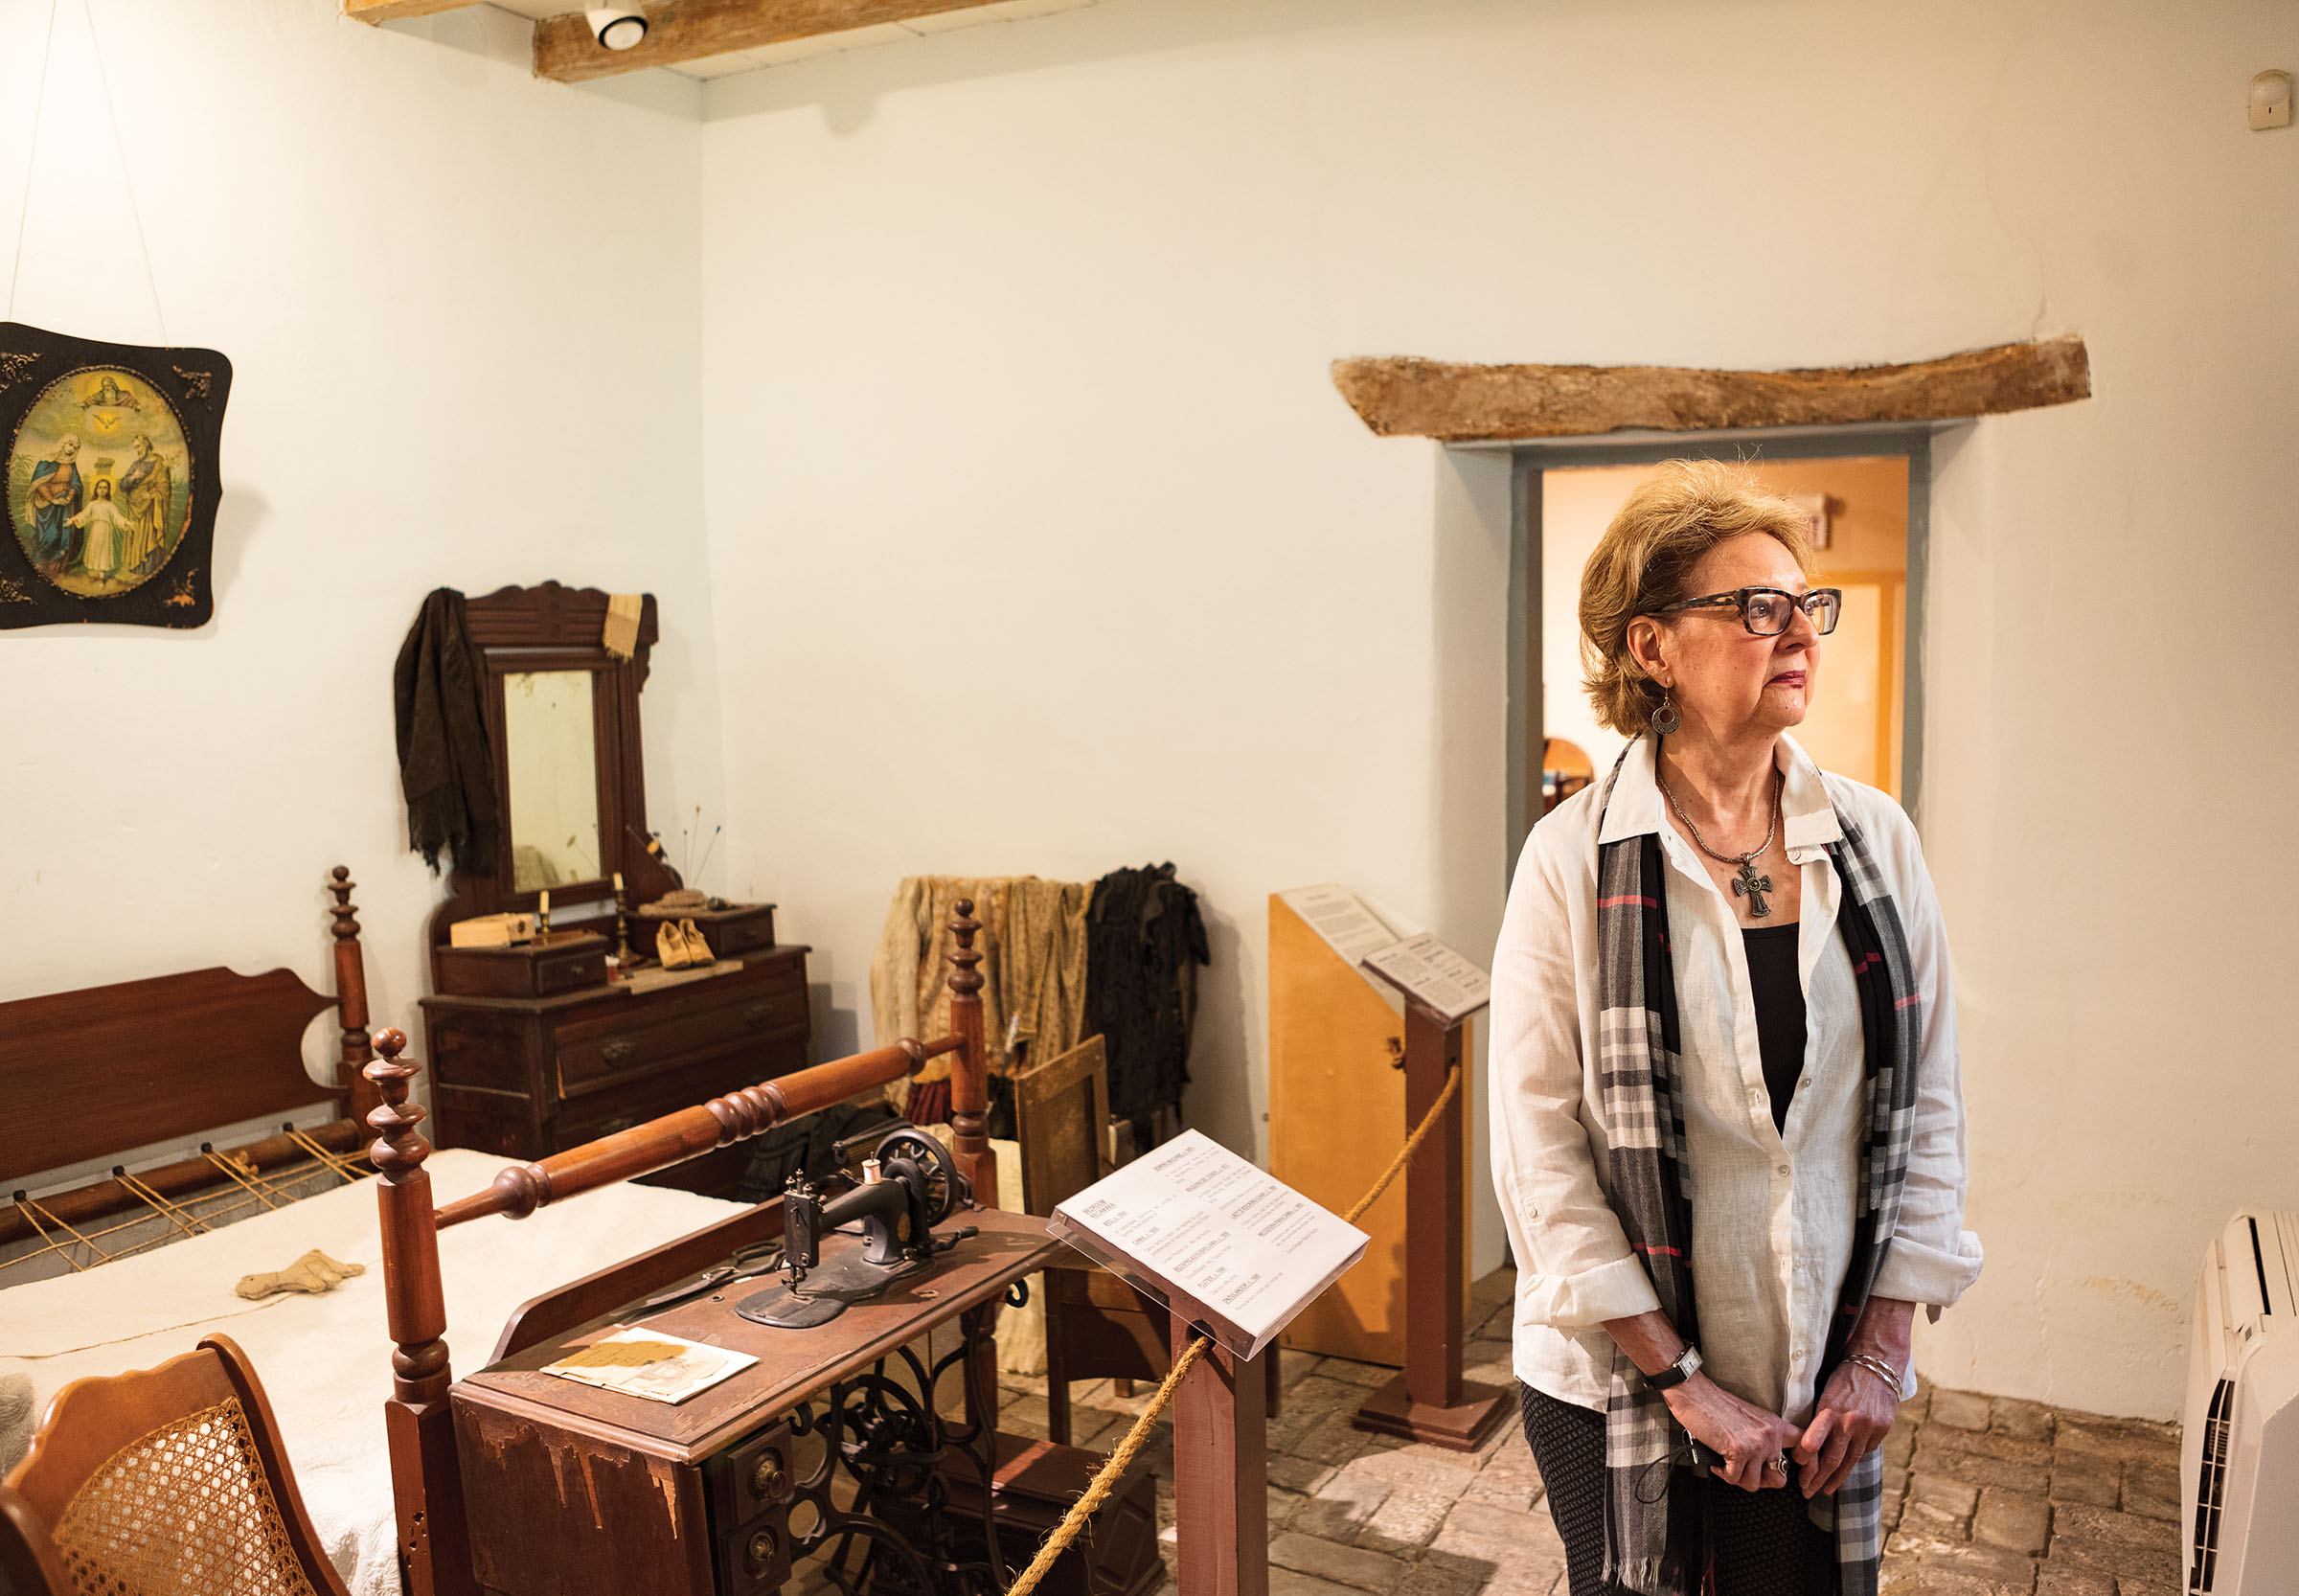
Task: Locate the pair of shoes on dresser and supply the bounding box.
[656,918,717,969]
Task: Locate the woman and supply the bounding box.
[1490,463,1981,1596]
[25,433,83,569]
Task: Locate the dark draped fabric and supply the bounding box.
[1083,862,1209,1149]
[393,588,500,877]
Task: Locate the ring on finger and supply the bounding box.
[1764,1453,1788,1476]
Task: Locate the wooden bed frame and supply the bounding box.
[369,900,1000,1596]
[0,867,380,1264]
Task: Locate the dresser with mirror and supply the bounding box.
[420,581,810,1197]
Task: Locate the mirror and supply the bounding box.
[503,669,603,892]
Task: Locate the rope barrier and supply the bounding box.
[1001,1061,1465,1596]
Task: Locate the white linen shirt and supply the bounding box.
[1489,733,1983,1422]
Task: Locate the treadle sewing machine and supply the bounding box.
[371,902,1166,1596]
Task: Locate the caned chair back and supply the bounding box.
[2,1335,351,1596]
[1013,1035,1113,1220]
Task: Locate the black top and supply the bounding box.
[1741,924,1806,1134]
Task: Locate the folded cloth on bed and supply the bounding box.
[0,1149,744,1596]
[236,1249,365,1300]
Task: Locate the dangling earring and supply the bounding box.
[1650,687,1681,737]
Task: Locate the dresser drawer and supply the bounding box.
[550,1034,812,1145]
[554,980,808,1099]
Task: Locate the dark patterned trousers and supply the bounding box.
[1519,1383,1839,1596]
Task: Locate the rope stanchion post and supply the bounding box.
[1349,1000,1511,1451]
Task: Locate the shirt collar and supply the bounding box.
[1595,732,1843,853]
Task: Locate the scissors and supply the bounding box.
[634,1240,785,1314]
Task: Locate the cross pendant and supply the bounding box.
[1733,862,1775,918]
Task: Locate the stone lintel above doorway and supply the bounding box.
[1331,335,2089,444]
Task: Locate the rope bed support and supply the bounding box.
[1002,1062,1465,1596]
[0,1135,374,1282]
[110,1172,212,1244]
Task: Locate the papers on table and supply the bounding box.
[541,1327,756,1404]
[1049,1130,1368,1361]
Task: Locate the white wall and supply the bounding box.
[0,2,714,1106]
[698,0,2299,1417]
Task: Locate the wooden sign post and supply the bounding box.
[1352,941,1510,1452]
[1171,1315,1269,1596]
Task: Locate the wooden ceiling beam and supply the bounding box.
[1330,336,2092,443]
[345,0,484,22]
[533,0,1005,82]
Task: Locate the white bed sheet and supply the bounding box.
[0,1149,745,1596]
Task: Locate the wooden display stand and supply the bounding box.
[1347,991,1510,1452]
[1267,896,1414,1365]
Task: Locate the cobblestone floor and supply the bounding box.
[989,1267,2183,1596]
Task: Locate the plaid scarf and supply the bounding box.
[1594,742,1921,1596]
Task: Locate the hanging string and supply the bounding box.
[80,0,167,344]
[6,0,61,323]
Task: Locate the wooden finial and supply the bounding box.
[948,897,984,999]
[364,1029,431,1181]
[327,865,360,943]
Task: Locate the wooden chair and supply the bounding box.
[0,1483,68,1596]
[1017,1037,1279,1445]
[3,1334,352,1596]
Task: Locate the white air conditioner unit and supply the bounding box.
[2183,1210,2299,1593]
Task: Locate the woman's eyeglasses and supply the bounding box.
[1652,586,1842,637]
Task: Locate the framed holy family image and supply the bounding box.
[0,321,231,629]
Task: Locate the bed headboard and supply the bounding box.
[0,867,376,1187]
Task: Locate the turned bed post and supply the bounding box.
[365,1029,476,1596]
[327,866,381,1129]
[943,899,1004,1431]
[945,898,996,1205]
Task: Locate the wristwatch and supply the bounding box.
[1646,1345,1703,1391]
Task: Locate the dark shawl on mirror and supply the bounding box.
[393,587,499,876]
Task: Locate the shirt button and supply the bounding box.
[1777,1164,1791,1177]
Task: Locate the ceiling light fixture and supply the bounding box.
[583,8,649,50]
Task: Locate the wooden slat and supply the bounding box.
[1331,335,2091,444]
[533,0,1004,83]
[344,0,484,23]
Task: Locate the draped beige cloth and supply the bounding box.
[869,876,1092,1090]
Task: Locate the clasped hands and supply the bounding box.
[1610,1298,1915,1498]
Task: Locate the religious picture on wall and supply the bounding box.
[0,322,231,629]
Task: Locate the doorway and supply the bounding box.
[1502,424,1937,869]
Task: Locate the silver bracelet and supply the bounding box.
[1843,1353,1903,1395]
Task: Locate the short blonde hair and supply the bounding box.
[1578,461,1817,735]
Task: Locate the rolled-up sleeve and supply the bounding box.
[1867,809,1985,1309]
[1490,830,1662,1329]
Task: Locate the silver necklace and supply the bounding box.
[1657,768,1782,918]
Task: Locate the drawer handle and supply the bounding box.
[748,1453,785,1501]
[743,1529,778,1579]
[742,1003,777,1032]
[602,1039,641,1067]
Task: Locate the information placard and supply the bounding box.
[1048,1130,1369,1361]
